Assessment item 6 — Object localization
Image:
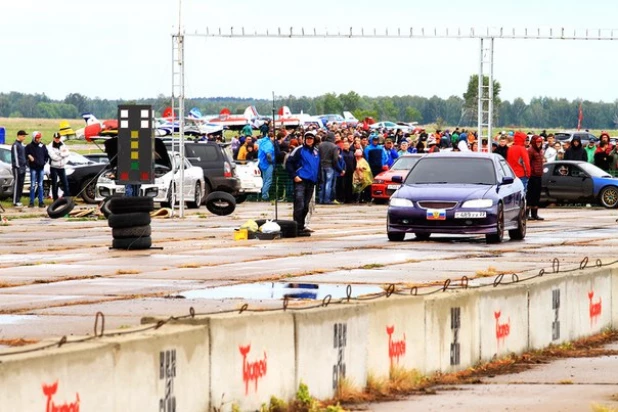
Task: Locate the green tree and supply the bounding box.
[322,93,343,114]
[64,93,89,114]
[338,91,361,111]
[404,107,423,122]
[463,74,501,125]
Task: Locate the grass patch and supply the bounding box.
[0,338,39,347]
[178,263,201,269]
[591,404,618,412]
[360,263,384,269]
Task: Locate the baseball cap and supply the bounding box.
[304,130,316,138]
[53,132,61,139]
[17,130,27,136]
[32,131,42,139]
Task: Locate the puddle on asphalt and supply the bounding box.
[0,315,40,325]
[179,282,385,300]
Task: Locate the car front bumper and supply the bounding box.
[387,206,499,235]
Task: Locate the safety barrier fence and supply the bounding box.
[0,257,616,411]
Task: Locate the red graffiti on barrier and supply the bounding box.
[494,311,510,345]
[239,344,267,395]
[386,325,406,367]
[588,291,602,325]
[42,381,80,412]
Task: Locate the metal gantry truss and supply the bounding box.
[170,26,618,186]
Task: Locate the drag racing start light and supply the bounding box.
[116,105,155,185]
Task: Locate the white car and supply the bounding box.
[0,144,49,199]
[95,151,206,208]
[369,121,414,133]
[234,160,262,203]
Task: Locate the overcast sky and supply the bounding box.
[2,0,618,104]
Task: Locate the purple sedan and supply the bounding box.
[386,152,527,243]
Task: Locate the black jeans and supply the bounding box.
[293,180,315,231]
[50,167,70,200]
[12,168,25,205]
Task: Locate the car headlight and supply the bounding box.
[461,199,493,208]
[390,198,414,207]
[373,179,384,184]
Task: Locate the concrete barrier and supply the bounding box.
[478,283,529,362]
[0,324,210,411]
[0,341,114,410]
[527,275,571,349]
[102,324,210,411]
[208,312,296,412]
[294,305,368,400]
[567,269,612,338]
[613,267,618,329]
[424,291,479,373]
[366,296,425,378]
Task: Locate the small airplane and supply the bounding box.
[155,107,224,137]
[207,106,265,130]
[274,106,319,129]
[74,113,119,141]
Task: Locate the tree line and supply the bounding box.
[1,76,617,130]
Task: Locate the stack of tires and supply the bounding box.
[107,196,154,250]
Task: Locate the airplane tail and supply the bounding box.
[161,107,175,121]
[188,107,203,119]
[82,112,99,126]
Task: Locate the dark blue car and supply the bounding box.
[387,152,527,243]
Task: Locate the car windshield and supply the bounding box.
[391,156,420,171]
[577,162,613,178]
[405,157,497,185]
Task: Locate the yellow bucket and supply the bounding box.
[234,228,248,241]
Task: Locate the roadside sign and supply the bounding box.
[116,105,154,184]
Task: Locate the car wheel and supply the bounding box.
[47,197,75,219]
[508,204,527,240]
[486,203,504,244]
[80,178,98,204]
[387,231,405,241]
[187,182,202,209]
[414,233,431,241]
[599,186,618,208]
[161,183,176,208]
[205,191,236,216]
[235,194,248,204]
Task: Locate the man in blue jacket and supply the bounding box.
[257,133,276,201]
[286,130,320,236]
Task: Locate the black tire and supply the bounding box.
[47,197,75,219]
[205,191,236,216]
[99,196,114,219]
[414,233,431,241]
[109,196,155,214]
[161,183,175,208]
[112,236,152,250]
[187,182,202,209]
[235,194,248,204]
[80,177,98,204]
[599,186,618,208]
[112,224,152,239]
[486,203,504,244]
[108,212,151,229]
[255,219,298,238]
[388,232,405,241]
[508,205,527,240]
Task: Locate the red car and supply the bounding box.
[371,154,423,204]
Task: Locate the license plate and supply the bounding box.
[426,209,446,220]
[455,211,487,219]
[387,184,400,190]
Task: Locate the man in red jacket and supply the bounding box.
[507,131,531,192]
[527,135,545,220]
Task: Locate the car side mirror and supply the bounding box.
[501,176,514,185]
[392,175,403,183]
